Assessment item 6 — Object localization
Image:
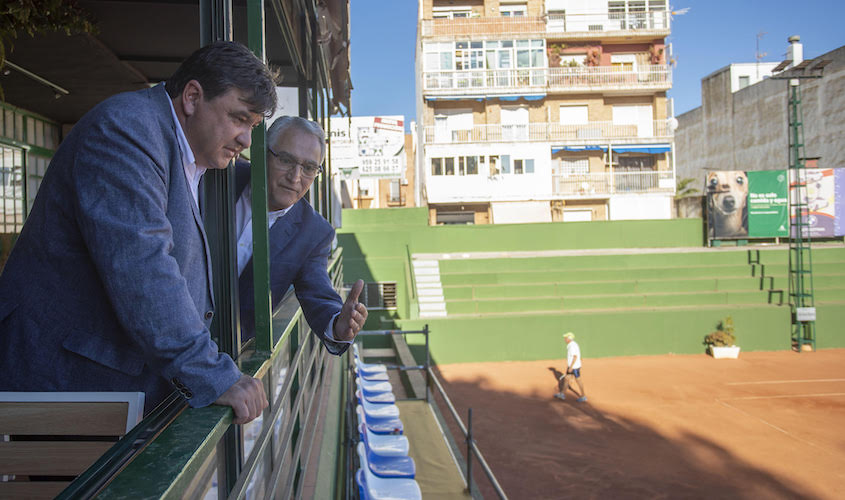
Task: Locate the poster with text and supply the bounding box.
[328,116,405,179]
[790,168,836,238]
[836,169,845,236]
[747,170,788,237]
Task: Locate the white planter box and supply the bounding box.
[709,345,741,359]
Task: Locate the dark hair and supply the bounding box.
[166,41,278,116]
[267,116,326,163]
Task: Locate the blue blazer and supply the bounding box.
[0,85,241,413]
[234,164,347,355]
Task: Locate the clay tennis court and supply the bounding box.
[435,349,845,499]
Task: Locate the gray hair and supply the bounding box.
[267,116,326,163]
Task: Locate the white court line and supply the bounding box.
[722,392,845,401]
[725,378,845,386]
[716,399,837,457]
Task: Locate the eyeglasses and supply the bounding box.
[268,147,324,178]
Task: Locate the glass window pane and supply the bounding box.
[432,158,442,175]
[445,157,455,175]
[517,50,530,67]
[458,156,465,175]
[516,40,529,48]
[467,156,478,175]
[440,52,452,69]
[514,159,524,174]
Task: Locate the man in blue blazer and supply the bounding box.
[235,116,367,351]
[0,42,276,424]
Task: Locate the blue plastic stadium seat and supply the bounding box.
[358,392,400,419]
[357,376,393,394]
[357,404,403,435]
[357,443,421,499]
[358,439,415,479]
[358,422,408,457]
[356,381,396,404]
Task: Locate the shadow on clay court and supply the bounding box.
[430,365,820,500]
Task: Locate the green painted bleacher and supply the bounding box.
[440,247,845,317]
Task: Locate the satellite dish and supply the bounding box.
[668,117,679,131]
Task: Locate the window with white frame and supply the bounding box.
[555,157,590,176]
[500,154,534,175]
[612,104,653,137]
[500,2,527,17]
[559,105,589,125]
[611,53,637,72]
[424,39,545,72]
[431,155,481,176]
[432,6,472,19]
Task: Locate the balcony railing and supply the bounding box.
[552,171,675,196]
[424,120,673,144]
[547,10,670,36]
[420,11,670,38]
[423,65,671,96]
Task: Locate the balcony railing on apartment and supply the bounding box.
[420,11,670,38]
[423,65,671,96]
[424,120,672,144]
[552,171,675,196]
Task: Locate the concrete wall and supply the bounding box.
[675,45,845,191]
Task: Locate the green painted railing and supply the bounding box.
[60,249,347,499]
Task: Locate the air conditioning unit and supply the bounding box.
[400,178,409,185]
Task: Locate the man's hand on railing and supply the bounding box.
[334,279,368,342]
[214,374,268,425]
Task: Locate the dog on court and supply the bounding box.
[706,171,748,238]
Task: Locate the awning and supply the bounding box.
[551,145,607,154]
[495,94,545,101]
[612,144,671,154]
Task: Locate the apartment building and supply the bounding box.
[415,0,676,224]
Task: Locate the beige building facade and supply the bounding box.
[416,0,677,224]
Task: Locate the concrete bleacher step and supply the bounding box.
[412,258,447,319]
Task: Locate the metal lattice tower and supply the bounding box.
[786,80,815,352]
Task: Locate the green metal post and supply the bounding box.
[247,0,273,353]
[199,0,242,496]
[787,81,816,351]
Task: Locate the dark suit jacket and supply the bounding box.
[234,164,347,355]
[0,84,241,413]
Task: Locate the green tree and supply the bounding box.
[675,177,699,199]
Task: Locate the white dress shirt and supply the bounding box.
[165,93,205,205]
[234,186,347,344]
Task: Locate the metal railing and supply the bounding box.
[428,367,508,499]
[424,120,673,144]
[423,65,671,95]
[420,11,670,38]
[551,171,675,196]
[61,249,346,499]
[547,10,670,35]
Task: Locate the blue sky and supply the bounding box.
[347,1,845,125]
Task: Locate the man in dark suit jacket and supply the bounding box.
[235,116,367,350]
[0,42,276,424]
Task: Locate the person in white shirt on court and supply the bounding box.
[555,332,587,402]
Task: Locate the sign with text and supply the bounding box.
[747,170,788,237]
[329,116,406,179]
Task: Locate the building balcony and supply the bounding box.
[420,11,670,40]
[422,65,671,97]
[551,171,675,197]
[423,120,673,145]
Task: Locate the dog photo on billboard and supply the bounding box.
[706,170,748,238]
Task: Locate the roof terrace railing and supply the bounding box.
[423,65,672,96]
[424,120,673,145]
[59,248,347,500]
[420,11,670,39]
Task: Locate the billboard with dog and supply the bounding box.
[707,168,845,240]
